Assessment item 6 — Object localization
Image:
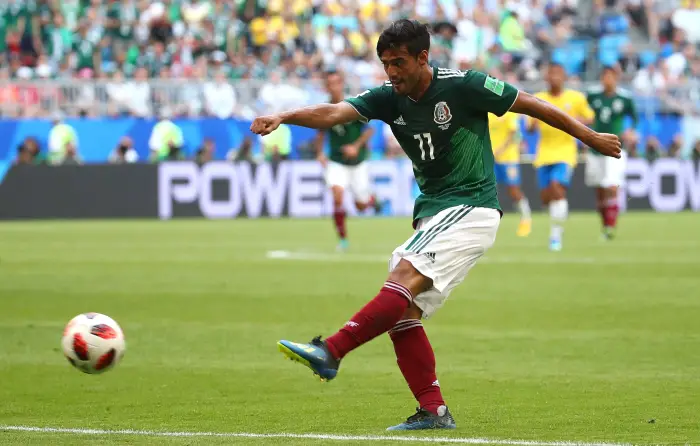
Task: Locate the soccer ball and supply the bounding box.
[61,313,126,374]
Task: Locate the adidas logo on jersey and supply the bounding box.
[432,380,440,387]
[424,252,436,262]
[394,116,406,126]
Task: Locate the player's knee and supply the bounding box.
[331,186,344,206]
[550,183,566,199]
[508,186,523,201]
[388,259,432,298]
[400,303,423,321]
[355,201,367,211]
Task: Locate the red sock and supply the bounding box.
[390,320,445,415]
[367,195,376,208]
[325,281,411,360]
[603,199,619,228]
[333,209,347,239]
[597,205,606,227]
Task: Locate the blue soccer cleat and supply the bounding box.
[277,336,340,382]
[549,238,562,252]
[336,238,349,252]
[387,406,456,431]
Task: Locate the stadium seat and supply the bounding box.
[552,40,589,75]
[598,34,629,66]
[639,50,658,67]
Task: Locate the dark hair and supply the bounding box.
[376,19,431,58]
[324,70,342,80]
[548,62,565,71]
[601,65,617,75]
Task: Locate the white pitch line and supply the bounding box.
[266,250,700,265]
[266,250,387,263]
[0,426,630,446]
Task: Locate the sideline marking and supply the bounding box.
[0,425,630,446]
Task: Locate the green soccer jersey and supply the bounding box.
[327,121,368,166]
[72,34,96,70]
[587,87,637,155]
[345,67,518,224]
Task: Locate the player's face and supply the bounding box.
[379,46,428,96]
[547,65,565,90]
[325,73,345,101]
[601,70,617,90]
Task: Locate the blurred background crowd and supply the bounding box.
[2,0,700,164]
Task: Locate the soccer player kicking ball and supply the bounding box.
[488,110,532,236]
[315,70,381,251]
[530,63,595,251]
[250,20,621,431]
[586,66,637,240]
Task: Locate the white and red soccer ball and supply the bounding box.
[61,313,126,374]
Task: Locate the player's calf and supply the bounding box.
[601,186,619,240]
[331,186,348,250]
[547,182,568,252]
[507,186,531,237]
[390,316,446,416]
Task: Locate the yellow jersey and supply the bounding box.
[533,89,594,167]
[489,112,521,164]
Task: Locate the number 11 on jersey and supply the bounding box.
[414,133,435,161]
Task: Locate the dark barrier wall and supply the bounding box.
[0,164,159,219]
[0,159,697,220]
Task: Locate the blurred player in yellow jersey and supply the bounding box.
[530,63,594,251]
[489,111,531,236]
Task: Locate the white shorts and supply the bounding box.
[324,161,371,203]
[585,151,627,188]
[389,206,501,319]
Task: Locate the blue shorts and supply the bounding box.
[536,163,572,189]
[494,163,521,186]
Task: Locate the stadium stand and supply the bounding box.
[0,0,698,162]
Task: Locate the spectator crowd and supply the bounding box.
[2,0,700,161]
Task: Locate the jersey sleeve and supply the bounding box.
[460,71,519,117]
[344,85,394,124]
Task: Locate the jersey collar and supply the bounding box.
[407,66,438,103]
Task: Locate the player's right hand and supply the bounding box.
[250,115,282,136]
[588,133,622,159]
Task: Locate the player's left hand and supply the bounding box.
[250,115,282,136]
[342,143,359,159]
[587,133,622,159]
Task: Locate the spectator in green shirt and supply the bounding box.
[261,123,291,162]
[149,113,185,162]
[48,114,79,165]
[72,20,101,72]
[499,10,526,53]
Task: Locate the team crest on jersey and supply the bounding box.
[613,99,624,113]
[434,101,452,129]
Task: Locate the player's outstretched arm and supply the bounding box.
[510,92,622,158]
[250,102,362,136]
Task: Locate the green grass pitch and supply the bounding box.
[0,212,698,445]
